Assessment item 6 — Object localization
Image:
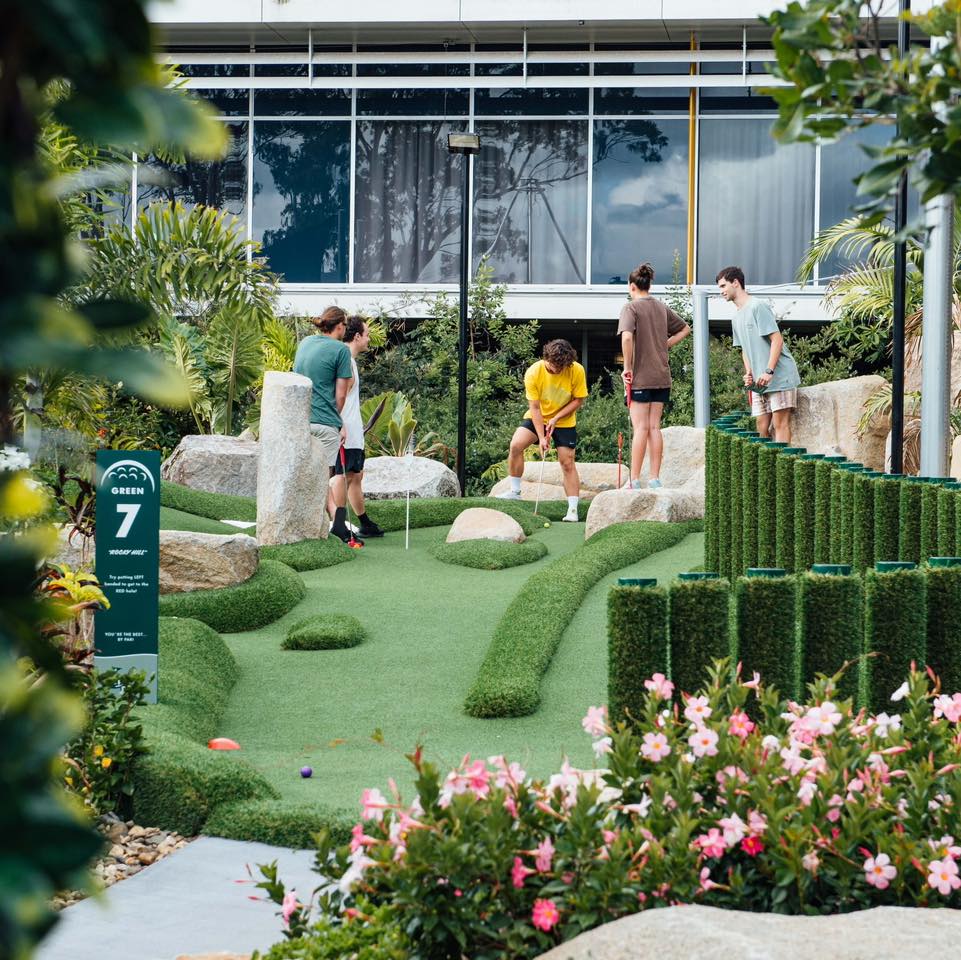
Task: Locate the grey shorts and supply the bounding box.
[309,423,341,465]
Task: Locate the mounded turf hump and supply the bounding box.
[283,613,366,650]
[431,538,548,570]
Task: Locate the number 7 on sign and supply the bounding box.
[116,503,141,538]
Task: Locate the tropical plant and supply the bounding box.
[360,392,454,462]
[38,564,110,667]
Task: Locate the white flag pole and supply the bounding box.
[405,434,415,551]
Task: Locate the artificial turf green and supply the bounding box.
[159,506,242,535]
[160,480,257,522]
[261,537,355,572]
[283,614,366,650]
[431,538,548,570]
[215,523,704,821]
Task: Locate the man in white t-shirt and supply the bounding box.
[328,316,384,538]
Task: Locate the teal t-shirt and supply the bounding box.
[731,299,800,392]
[292,335,353,428]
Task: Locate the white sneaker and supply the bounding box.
[648,478,663,490]
[621,479,641,490]
[496,489,522,500]
[562,507,579,522]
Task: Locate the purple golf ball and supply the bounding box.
[300,766,313,779]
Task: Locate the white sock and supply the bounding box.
[567,496,579,510]
[510,476,522,494]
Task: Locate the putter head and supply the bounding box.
[348,539,364,549]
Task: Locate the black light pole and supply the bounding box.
[448,132,481,496]
[890,0,910,474]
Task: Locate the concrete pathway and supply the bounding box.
[38,838,318,960]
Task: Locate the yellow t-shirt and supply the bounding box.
[524,360,588,428]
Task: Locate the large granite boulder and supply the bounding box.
[792,375,887,470]
[488,426,705,501]
[256,371,330,545]
[362,456,460,500]
[535,904,961,960]
[161,435,259,498]
[446,508,526,544]
[159,531,258,594]
[584,476,704,539]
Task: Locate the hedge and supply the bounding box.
[160,480,257,522]
[283,613,366,650]
[798,572,863,704]
[920,480,945,562]
[704,429,718,574]
[261,537,355,572]
[608,584,669,726]
[159,506,241,536]
[852,473,876,573]
[741,440,760,573]
[735,575,799,700]
[864,567,927,714]
[756,443,780,568]
[899,481,924,565]
[874,477,902,563]
[431,538,548,570]
[668,578,732,697]
[793,457,819,572]
[716,432,733,581]
[730,437,745,581]
[203,799,355,848]
[925,564,961,696]
[937,486,958,558]
[463,521,697,718]
[158,559,306,633]
[814,459,835,563]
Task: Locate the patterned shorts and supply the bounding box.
[751,388,797,416]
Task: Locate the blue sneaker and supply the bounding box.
[648,478,663,490]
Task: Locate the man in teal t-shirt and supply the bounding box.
[293,307,356,543]
[717,265,801,443]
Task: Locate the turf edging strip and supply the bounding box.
[160,480,257,522]
[158,559,306,633]
[463,520,699,718]
[431,538,548,570]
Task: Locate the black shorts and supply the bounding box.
[630,387,671,404]
[331,448,365,475]
[520,419,577,449]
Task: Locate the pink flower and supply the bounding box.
[740,836,764,857]
[592,736,613,758]
[864,853,897,890]
[489,756,527,789]
[927,858,961,896]
[797,779,818,807]
[442,755,491,803]
[511,856,533,889]
[716,765,748,791]
[802,852,820,874]
[743,671,761,691]
[532,898,560,932]
[504,795,519,818]
[727,710,755,739]
[718,814,746,846]
[696,828,727,858]
[281,891,299,927]
[644,672,674,699]
[803,702,842,737]
[641,731,671,762]
[928,836,961,860]
[350,823,377,853]
[360,787,388,821]
[683,695,712,726]
[890,681,909,702]
[699,866,717,892]
[688,726,719,758]
[826,794,844,822]
[535,837,555,873]
[933,693,961,723]
[582,705,608,737]
[747,809,767,836]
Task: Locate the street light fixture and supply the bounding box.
[448,132,481,497]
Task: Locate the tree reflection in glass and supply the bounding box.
[252,121,350,283]
[472,120,588,284]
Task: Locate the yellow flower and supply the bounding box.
[101,757,112,769]
[0,473,47,519]
[92,745,104,758]
[65,776,74,786]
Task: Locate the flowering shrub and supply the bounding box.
[263,663,961,960]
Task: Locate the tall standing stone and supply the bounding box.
[257,371,329,545]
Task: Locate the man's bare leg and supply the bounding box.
[772,408,792,444]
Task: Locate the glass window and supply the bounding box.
[189,88,249,116]
[137,121,247,222]
[252,121,350,282]
[174,64,249,78]
[592,119,689,285]
[472,120,588,284]
[357,82,468,116]
[354,121,463,283]
[697,119,815,285]
[474,68,589,116]
[595,88,690,115]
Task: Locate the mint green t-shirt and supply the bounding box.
[292,335,353,428]
[731,299,800,392]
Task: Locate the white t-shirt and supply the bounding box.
[329,357,364,466]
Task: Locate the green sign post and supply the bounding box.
[95,451,160,702]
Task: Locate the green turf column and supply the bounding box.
[608,584,669,726]
[741,440,761,573]
[837,466,863,565]
[716,431,733,581]
[794,455,820,572]
[730,437,745,580]
[899,480,924,564]
[920,479,950,562]
[864,566,927,714]
[704,428,718,573]
[873,476,902,562]
[852,472,880,574]
[669,578,732,697]
[814,459,838,563]
[926,561,961,696]
[937,484,959,557]
[757,443,783,568]
[735,573,799,699]
[799,571,863,703]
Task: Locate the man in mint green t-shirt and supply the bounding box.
[293,307,356,543]
[717,265,801,443]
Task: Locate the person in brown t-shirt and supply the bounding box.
[616,262,691,490]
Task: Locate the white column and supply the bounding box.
[693,287,711,427]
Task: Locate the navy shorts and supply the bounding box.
[629,387,671,404]
[520,419,577,449]
[331,448,366,475]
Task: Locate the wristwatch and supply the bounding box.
[764,367,775,375]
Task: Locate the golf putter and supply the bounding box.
[533,427,553,516]
[617,431,624,488]
[339,445,363,549]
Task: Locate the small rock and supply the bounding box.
[108,845,125,860]
[445,507,526,544]
[146,831,167,846]
[138,851,158,865]
[128,825,146,839]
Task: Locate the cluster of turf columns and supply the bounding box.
[799,572,863,702]
[668,578,732,696]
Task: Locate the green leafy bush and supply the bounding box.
[899,481,924,565]
[924,565,961,697]
[799,573,863,704]
[864,568,927,714]
[936,487,957,557]
[814,459,835,563]
[735,575,799,700]
[158,559,306,633]
[160,506,241,535]
[431,538,548,570]
[464,521,697,718]
[756,444,779,568]
[852,474,876,573]
[793,457,819,571]
[608,585,669,725]
[741,440,760,573]
[283,614,366,651]
[668,578,732,697]
[261,538,355,572]
[160,480,257,522]
[874,477,902,562]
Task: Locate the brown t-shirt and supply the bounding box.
[616,297,686,389]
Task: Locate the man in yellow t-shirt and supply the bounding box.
[497,339,588,522]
